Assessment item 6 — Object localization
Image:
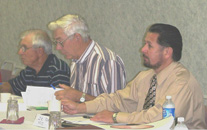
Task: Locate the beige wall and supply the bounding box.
[0,0,206,95]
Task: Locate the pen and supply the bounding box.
[50,84,56,90]
[83,115,93,119]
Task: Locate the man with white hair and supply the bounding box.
[61,24,206,129]
[0,29,70,96]
[48,14,126,102]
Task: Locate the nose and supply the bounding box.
[56,43,63,50]
[141,44,147,54]
[18,48,23,55]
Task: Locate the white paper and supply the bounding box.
[33,114,49,129]
[62,115,174,130]
[23,86,62,107]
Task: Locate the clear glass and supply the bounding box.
[6,99,19,122]
[48,111,61,130]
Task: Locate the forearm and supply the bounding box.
[0,82,13,93]
[85,93,95,101]
[77,103,87,113]
[73,91,96,102]
[85,92,123,113]
[61,99,87,114]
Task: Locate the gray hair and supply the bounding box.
[48,14,90,42]
[20,29,52,54]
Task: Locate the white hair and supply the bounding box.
[20,29,52,55]
[48,14,90,42]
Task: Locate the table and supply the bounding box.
[0,109,174,130]
[0,110,46,130]
[0,95,174,130]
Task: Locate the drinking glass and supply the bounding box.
[48,111,61,130]
[7,99,19,122]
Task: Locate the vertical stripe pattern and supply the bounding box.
[70,41,126,96]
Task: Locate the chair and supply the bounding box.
[11,66,24,79]
[0,61,13,82]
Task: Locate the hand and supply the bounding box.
[55,84,82,101]
[61,99,86,114]
[61,99,79,115]
[90,110,114,123]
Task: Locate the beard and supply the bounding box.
[143,54,163,69]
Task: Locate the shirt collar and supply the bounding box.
[156,62,179,86]
[72,40,95,63]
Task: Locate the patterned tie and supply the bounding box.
[143,74,157,110]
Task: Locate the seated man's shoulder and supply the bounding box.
[171,63,200,89]
[48,54,69,70]
[133,69,154,81]
[173,63,191,81]
[95,43,123,63]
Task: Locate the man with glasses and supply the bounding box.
[0,29,70,96]
[48,14,126,102]
[61,24,206,129]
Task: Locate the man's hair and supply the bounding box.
[20,29,52,55]
[148,23,183,61]
[48,14,90,42]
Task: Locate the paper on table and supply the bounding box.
[148,116,174,130]
[111,116,174,130]
[22,86,62,107]
[62,114,109,126]
[62,115,174,130]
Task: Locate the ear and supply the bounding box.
[37,47,45,56]
[74,33,82,42]
[163,47,173,59]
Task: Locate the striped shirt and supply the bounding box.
[70,41,126,96]
[9,54,70,96]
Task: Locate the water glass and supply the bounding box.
[7,99,19,121]
[48,111,61,130]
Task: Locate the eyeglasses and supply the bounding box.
[19,45,33,53]
[53,35,74,47]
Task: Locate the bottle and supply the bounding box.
[162,96,175,119]
[174,117,188,130]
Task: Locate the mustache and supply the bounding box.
[143,54,148,59]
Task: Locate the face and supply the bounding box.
[18,34,40,68]
[53,28,79,59]
[141,32,165,70]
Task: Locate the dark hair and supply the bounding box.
[148,23,183,61]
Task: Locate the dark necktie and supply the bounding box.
[143,74,157,110]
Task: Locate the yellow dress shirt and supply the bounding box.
[86,62,206,129]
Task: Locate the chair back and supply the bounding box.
[11,66,24,79]
[0,61,13,82]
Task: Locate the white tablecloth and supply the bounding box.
[0,110,47,130]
